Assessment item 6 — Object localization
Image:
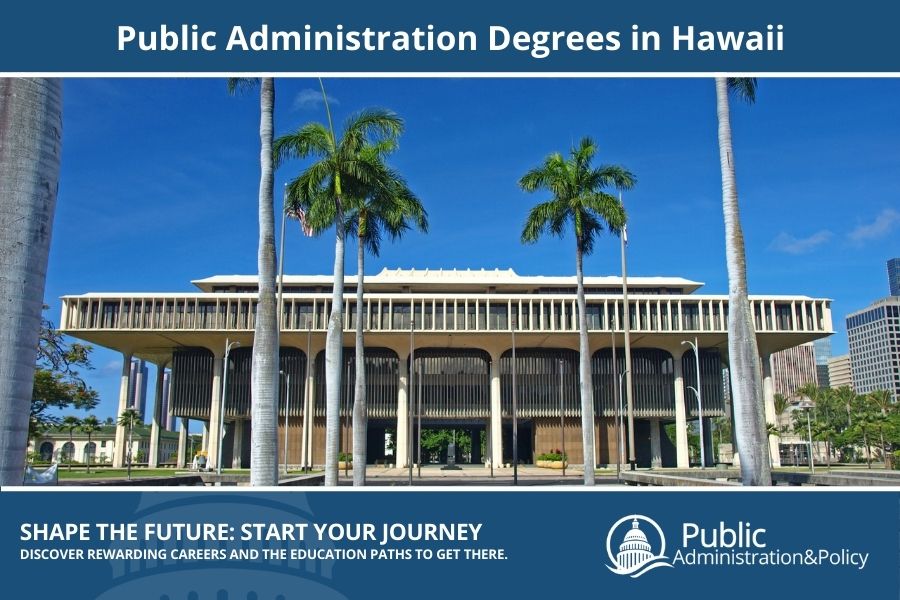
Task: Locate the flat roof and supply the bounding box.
[190,267,705,293]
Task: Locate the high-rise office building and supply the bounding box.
[888,258,900,297]
[827,354,853,389]
[813,337,832,388]
[127,359,148,420]
[846,297,900,401]
[769,342,818,397]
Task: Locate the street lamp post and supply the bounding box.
[797,399,815,473]
[511,313,518,485]
[408,323,414,486]
[489,360,494,479]
[617,369,629,471]
[682,337,705,468]
[280,370,291,476]
[559,359,566,478]
[218,338,240,475]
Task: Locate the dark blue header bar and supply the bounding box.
[2,0,899,72]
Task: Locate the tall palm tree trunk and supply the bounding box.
[575,237,596,485]
[0,78,62,486]
[715,78,771,486]
[250,77,279,486]
[324,205,345,486]
[352,236,367,485]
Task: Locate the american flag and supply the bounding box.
[287,206,314,237]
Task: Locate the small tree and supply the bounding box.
[59,416,81,471]
[31,311,99,438]
[79,415,100,474]
[117,408,141,480]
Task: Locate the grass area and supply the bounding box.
[57,468,181,479]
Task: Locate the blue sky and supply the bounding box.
[46,77,900,421]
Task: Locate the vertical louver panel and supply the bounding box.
[315,348,400,418]
[681,349,725,417]
[412,349,490,418]
[591,349,676,417]
[171,348,214,419]
[500,349,579,418]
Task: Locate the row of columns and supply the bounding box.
[113,345,783,470]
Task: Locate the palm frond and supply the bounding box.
[588,165,637,191]
[226,77,260,95]
[521,199,568,244]
[273,123,333,167]
[341,109,404,154]
[727,78,758,104]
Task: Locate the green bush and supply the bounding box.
[338,452,353,462]
[536,451,567,462]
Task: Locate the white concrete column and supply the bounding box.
[176,418,188,468]
[489,356,503,468]
[762,355,782,468]
[300,363,314,469]
[166,370,175,431]
[396,356,409,468]
[201,422,209,453]
[113,353,133,468]
[673,356,690,468]
[649,418,662,468]
[148,362,166,468]
[232,420,244,469]
[207,357,224,470]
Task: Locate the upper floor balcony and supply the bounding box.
[60,291,833,337]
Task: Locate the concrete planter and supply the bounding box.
[338,461,352,470]
[536,460,567,469]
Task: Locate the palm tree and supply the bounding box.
[275,94,403,487]
[117,408,141,480]
[228,77,279,486]
[715,77,771,486]
[345,150,427,486]
[519,137,635,485]
[79,415,100,474]
[59,416,81,471]
[868,390,894,467]
[773,393,791,432]
[0,78,62,486]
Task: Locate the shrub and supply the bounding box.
[338,452,353,462]
[536,452,567,462]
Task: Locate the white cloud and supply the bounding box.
[847,208,900,244]
[292,88,339,111]
[768,230,833,254]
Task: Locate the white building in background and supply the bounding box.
[827,354,853,390]
[846,296,900,401]
[29,426,179,466]
[769,342,818,397]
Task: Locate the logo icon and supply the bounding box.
[606,515,673,578]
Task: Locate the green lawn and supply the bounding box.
[57,468,181,479]
[55,467,321,480]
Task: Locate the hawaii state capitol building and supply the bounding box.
[59,268,833,471]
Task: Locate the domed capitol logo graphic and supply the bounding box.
[606,515,673,578]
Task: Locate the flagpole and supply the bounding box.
[620,191,636,470]
[277,184,288,341]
